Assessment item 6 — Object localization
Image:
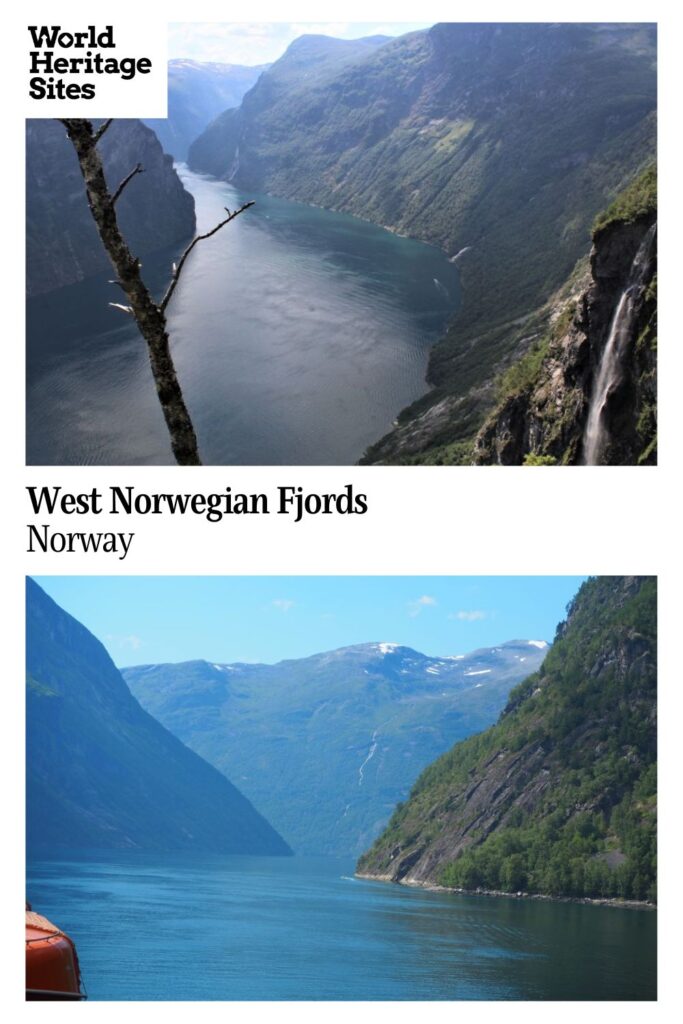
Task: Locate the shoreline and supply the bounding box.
[355,872,656,911]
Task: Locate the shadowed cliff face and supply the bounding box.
[473,205,657,466]
[26,119,196,295]
[357,577,657,902]
[26,579,291,856]
[143,59,269,161]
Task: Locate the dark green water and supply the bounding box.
[26,168,460,465]
[26,852,656,1000]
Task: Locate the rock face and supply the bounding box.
[26,119,196,296]
[189,23,656,464]
[123,639,548,856]
[357,577,657,903]
[143,59,269,160]
[188,33,391,179]
[26,579,291,856]
[474,167,657,465]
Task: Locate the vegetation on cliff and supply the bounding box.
[357,577,656,902]
[188,24,656,465]
[473,165,657,465]
[593,162,657,235]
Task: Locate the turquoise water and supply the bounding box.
[27,168,460,465]
[26,852,656,1000]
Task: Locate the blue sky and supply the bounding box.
[32,576,587,668]
[168,22,433,66]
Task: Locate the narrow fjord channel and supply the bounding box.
[27,167,460,465]
[27,852,656,1000]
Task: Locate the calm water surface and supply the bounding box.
[27,168,460,465]
[26,852,656,1000]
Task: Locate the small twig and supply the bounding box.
[109,302,134,315]
[93,119,113,143]
[112,163,144,205]
[160,201,255,312]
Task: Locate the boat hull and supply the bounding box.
[26,908,85,1000]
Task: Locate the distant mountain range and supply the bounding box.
[188,23,656,464]
[143,59,269,161]
[26,579,291,857]
[358,577,657,903]
[123,639,548,855]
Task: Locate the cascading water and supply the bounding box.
[582,223,656,465]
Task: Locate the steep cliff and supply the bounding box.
[188,23,656,464]
[357,577,656,902]
[143,59,268,160]
[26,579,291,856]
[474,166,657,465]
[26,119,196,296]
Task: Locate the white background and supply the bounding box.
[3,0,681,1018]
[23,21,168,117]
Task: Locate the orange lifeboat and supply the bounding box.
[25,902,85,1000]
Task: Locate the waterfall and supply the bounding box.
[582,223,656,465]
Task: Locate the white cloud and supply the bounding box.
[105,633,143,651]
[407,595,437,618]
[272,599,294,613]
[167,21,432,66]
[449,610,488,622]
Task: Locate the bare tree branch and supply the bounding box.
[55,118,255,465]
[93,118,113,143]
[112,163,144,205]
[58,118,202,464]
[160,202,255,312]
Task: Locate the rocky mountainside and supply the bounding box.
[123,639,548,856]
[473,166,657,465]
[26,119,196,296]
[188,23,656,464]
[143,59,268,160]
[357,577,656,902]
[26,579,291,856]
[188,33,391,178]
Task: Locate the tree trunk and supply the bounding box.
[59,119,201,466]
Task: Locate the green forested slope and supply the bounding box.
[358,577,656,902]
[190,24,656,460]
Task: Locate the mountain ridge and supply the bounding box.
[143,58,269,160]
[123,638,548,855]
[188,22,656,464]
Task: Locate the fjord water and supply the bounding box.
[27,168,459,465]
[27,853,655,1000]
